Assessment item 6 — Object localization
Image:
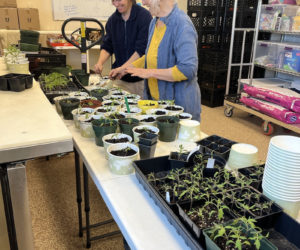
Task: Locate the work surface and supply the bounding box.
[0,82,73,163]
[64,118,206,250]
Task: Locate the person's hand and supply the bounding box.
[125,67,152,79]
[109,66,126,80]
[94,63,103,74]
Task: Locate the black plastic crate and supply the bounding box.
[199,50,229,71]
[25,47,66,79]
[198,69,227,89]
[226,0,258,11]
[198,31,231,50]
[187,0,221,11]
[200,86,225,107]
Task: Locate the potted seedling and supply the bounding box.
[146,108,168,117]
[102,100,122,109]
[132,125,159,143]
[177,112,192,120]
[107,143,139,175]
[169,144,189,169]
[138,135,158,160]
[79,114,101,138]
[80,99,102,109]
[203,217,277,250]
[59,98,80,120]
[71,107,94,129]
[92,118,118,146]
[90,88,109,101]
[138,115,157,126]
[156,115,179,142]
[118,118,139,137]
[122,107,142,118]
[165,104,184,116]
[102,133,132,159]
[106,111,126,120]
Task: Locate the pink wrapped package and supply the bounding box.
[243,85,300,113]
[268,0,296,4]
[240,96,300,124]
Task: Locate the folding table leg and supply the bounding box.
[83,163,91,248]
[74,148,83,237]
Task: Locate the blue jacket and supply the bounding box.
[101,4,152,82]
[144,4,201,121]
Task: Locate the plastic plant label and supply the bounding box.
[206,158,215,169]
[166,192,170,203]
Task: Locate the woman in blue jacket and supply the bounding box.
[94,0,152,96]
[124,0,201,121]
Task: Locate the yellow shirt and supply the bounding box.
[132,22,187,100]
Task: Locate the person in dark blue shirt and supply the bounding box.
[94,0,152,96]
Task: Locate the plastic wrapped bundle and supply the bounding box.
[240,96,300,124]
[243,84,300,113]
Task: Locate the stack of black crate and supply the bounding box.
[188,0,266,107]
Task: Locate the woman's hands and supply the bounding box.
[109,66,127,80]
[125,67,153,79]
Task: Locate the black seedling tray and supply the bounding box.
[133,156,204,250]
[238,164,265,192]
[196,135,236,160]
[261,212,300,249]
[0,73,33,92]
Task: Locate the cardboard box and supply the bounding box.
[18,8,40,30]
[0,8,19,30]
[0,0,17,8]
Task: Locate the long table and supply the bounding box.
[0,81,73,249]
[63,118,206,249]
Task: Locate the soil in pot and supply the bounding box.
[110,147,137,156]
[103,102,119,106]
[134,128,156,134]
[166,106,182,111]
[105,137,130,143]
[141,117,156,122]
[60,98,80,120]
[179,114,189,119]
[108,113,126,120]
[80,99,102,108]
[154,110,167,115]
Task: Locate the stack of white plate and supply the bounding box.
[262,135,300,219]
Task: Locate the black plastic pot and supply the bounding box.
[76,72,89,86]
[138,142,157,160]
[0,76,9,91]
[24,74,34,89]
[92,119,118,147]
[90,88,109,101]
[138,132,158,146]
[168,152,189,170]
[59,98,80,120]
[8,76,26,92]
[156,116,179,142]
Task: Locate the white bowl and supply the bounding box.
[177,120,201,142]
[263,189,300,219]
[267,151,300,164]
[102,133,132,159]
[227,143,258,170]
[107,143,139,175]
[132,125,159,143]
[270,135,300,154]
[263,167,300,183]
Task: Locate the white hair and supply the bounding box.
[149,0,177,16]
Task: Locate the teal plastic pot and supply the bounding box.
[156,116,179,142]
[118,118,139,138]
[92,119,118,147]
[59,98,80,120]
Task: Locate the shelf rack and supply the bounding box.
[224,0,300,135]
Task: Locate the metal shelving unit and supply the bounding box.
[224,0,300,135]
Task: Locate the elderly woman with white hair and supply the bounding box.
[112,0,201,121]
